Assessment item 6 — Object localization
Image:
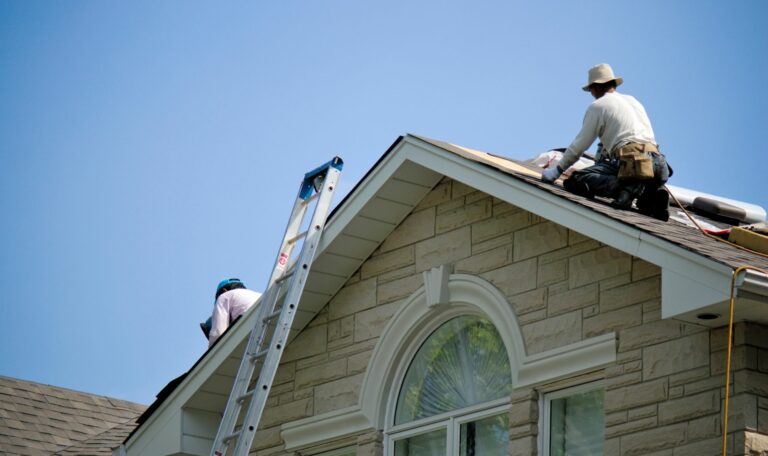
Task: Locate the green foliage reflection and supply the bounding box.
[395,316,512,425]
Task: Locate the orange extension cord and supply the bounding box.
[664,187,768,455]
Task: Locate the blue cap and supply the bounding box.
[216,278,245,299]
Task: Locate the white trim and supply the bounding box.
[423,264,453,307]
[539,381,605,456]
[280,406,370,451]
[386,403,509,456]
[282,274,616,450]
[387,398,509,436]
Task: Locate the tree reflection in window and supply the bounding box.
[395,316,512,425]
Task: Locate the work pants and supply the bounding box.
[563,154,670,204]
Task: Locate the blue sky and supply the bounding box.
[1,1,766,405]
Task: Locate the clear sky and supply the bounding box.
[1,1,766,405]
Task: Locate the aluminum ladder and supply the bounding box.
[210,157,343,456]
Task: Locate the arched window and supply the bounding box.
[388,315,511,456]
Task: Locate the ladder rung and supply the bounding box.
[263,309,282,323]
[249,349,268,362]
[237,389,255,404]
[286,231,308,245]
[223,429,241,443]
[275,270,295,283]
[302,193,320,205]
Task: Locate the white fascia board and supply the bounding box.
[318,139,414,254]
[124,304,261,453]
[401,137,735,308]
[125,408,183,456]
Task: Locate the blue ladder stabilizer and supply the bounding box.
[299,156,344,200]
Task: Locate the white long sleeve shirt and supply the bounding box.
[559,91,657,171]
[208,288,262,347]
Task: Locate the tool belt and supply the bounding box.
[616,142,659,180]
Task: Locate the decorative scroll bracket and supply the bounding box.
[423,264,453,308]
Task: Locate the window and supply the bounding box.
[388,316,512,456]
[542,383,605,456]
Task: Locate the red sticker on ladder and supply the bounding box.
[277,252,289,269]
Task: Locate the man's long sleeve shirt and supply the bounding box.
[208,288,262,347]
[559,91,657,171]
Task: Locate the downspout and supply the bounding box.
[721,266,768,456]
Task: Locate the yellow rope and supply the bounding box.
[722,265,768,455]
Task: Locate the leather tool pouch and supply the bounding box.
[617,143,656,180]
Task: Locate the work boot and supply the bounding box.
[638,188,670,222]
[611,189,634,210]
[563,178,594,198]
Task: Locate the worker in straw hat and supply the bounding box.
[203,278,262,348]
[541,63,673,221]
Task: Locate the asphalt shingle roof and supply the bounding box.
[415,135,768,271]
[0,376,146,456]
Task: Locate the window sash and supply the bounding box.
[387,403,508,456]
[540,381,605,456]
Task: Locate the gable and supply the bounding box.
[122,134,768,455]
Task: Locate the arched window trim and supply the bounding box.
[281,272,615,452]
[359,272,616,431]
[361,273,525,431]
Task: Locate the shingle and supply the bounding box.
[415,135,768,271]
[0,376,145,455]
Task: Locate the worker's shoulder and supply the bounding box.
[232,287,261,300]
[589,92,641,110]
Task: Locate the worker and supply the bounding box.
[206,278,262,347]
[541,63,672,221]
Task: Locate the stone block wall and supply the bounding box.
[250,178,768,456]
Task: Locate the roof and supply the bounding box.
[123,133,768,453]
[0,375,146,456]
[414,135,768,271]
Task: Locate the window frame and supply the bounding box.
[387,402,509,456]
[539,380,605,456]
[384,311,513,456]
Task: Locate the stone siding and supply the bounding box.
[251,178,768,456]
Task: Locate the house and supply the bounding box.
[0,375,146,455]
[118,134,768,456]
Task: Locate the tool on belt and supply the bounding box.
[616,142,658,180]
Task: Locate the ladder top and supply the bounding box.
[300,156,343,200]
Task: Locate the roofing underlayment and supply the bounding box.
[0,375,146,456]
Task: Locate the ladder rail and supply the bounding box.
[230,165,340,456]
[209,157,342,456]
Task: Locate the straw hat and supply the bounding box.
[582,63,624,91]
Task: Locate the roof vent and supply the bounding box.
[666,185,766,224]
[692,197,748,224]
